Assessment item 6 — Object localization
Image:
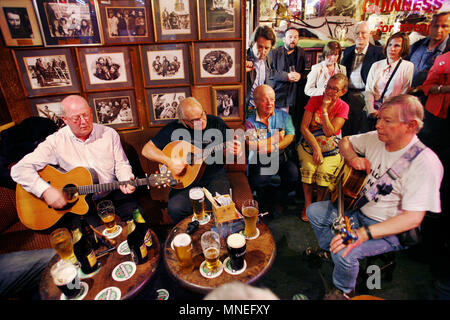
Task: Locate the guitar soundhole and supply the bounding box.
[186,152,194,165]
[63,184,78,201]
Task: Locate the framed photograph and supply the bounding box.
[304,48,322,71]
[33,0,102,47]
[0,0,43,46]
[98,0,154,44]
[13,48,80,97]
[198,0,241,40]
[211,85,243,121]
[151,0,198,42]
[87,90,138,130]
[193,41,241,84]
[29,95,69,128]
[146,86,191,125]
[140,43,190,87]
[77,46,133,91]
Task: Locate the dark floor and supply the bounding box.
[134,194,450,301]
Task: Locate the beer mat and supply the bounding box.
[240,227,260,240]
[94,286,122,300]
[156,288,170,300]
[117,240,131,255]
[102,225,122,239]
[112,261,136,281]
[60,281,89,300]
[199,260,223,279]
[78,264,102,279]
[223,257,247,275]
[211,219,245,236]
[192,214,211,225]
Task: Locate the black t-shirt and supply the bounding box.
[151,115,230,181]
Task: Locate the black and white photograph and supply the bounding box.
[106,7,147,37]
[30,96,68,129]
[205,0,234,33]
[152,0,197,41]
[23,55,72,89]
[200,48,235,78]
[148,50,184,80]
[211,85,242,121]
[146,87,191,125]
[3,7,33,38]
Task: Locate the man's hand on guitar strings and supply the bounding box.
[168,158,187,176]
[348,157,371,175]
[42,186,67,209]
[226,140,242,156]
[119,177,136,194]
[329,233,362,258]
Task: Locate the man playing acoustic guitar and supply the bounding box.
[306,94,443,299]
[11,95,140,229]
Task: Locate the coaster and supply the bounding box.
[112,261,136,282]
[156,288,170,300]
[199,260,223,279]
[192,214,211,225]
[94,287,122,300]
[240,227,260,240]
[117,240,130,255]
[102,225,122,239]
[223,257,247,275]
[60,281,89,300]
[78,264,102,279]
[292,293,309,300]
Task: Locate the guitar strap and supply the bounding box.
[353,140,427,209]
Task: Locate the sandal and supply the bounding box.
[305,246,332,261]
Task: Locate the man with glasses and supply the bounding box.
[11,95,139,229]
[142,97,242,224]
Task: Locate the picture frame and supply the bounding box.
[13,48,80,97]
[151,0,198,42]
[211,85,243,121]
[77,46,133,91]
[29,95,69,129]
[0,0,43,46]
[145,86,191,125]
[140,43,190,87]
[87,90,139,130]
[33,0,103,47]
[304,48,322,71]
[97,0,154,45]
[193,41,241,84]
[198,0,241,40]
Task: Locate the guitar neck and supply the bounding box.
[77,178,148,195]
[193,142,226,162]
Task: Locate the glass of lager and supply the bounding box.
[189,187,206,222]
[242,199,259,238]
[226,233,246,271]
[173,233,194,273]
[97,200,118,234]
[201,231,221,273]
[50,259,81,299]
[50,228,77,264]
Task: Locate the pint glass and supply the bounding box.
[173,233,194,272]
[201,231,221,273]
[50,228,77,264]
[226,233,246,271]
[50,259,81,299]
[242,200,259,238]
[189,187,206,221]
[97,200,118,234]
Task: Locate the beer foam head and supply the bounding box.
[189,188,204,200]
[227,233,246,248]
[173,233,191,247]
[51,262,77,286]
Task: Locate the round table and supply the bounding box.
[39,222,160,300]
[163,215,276,294]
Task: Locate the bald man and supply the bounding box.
[11,95,140,229]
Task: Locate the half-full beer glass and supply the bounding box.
[50,228,77,264]
[97,200,118,234]
[189,187,205,221]
[242,199,259,238]
[226,233,246,271]
[173,233,194,273]
[50,259,81,299]
[201,231,221,273]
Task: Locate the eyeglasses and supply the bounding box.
[68,112,90,123]
[183,111,205,125]
[325,85,341,93]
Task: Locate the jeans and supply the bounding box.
[0,249,56,299]
[307,200,405,293]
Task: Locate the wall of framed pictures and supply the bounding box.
[0,0,246,142]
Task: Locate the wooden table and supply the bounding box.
[39,222,160,300]
[163,215,276,294]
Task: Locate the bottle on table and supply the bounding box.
[72,228,100,274]
[80,216,99,250]
[133,208,152,247]
[127,220,148,265]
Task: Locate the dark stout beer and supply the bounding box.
[226,233,246,271]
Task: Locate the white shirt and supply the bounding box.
[11,124,134,198]
[349,131,443,222]
[304,61,347,96]
[364,59,414,114]
[348,44,369,89]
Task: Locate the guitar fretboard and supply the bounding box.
[192,142,226,162]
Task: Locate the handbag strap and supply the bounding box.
[379,59,402,101]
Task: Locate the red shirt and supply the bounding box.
[304,96,349,135]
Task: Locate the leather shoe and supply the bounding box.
[301,207,308,222]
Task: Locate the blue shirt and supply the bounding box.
[409,36,448,78]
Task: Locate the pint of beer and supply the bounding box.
[242,200,259,238]
[189,187,205,221]
[97,200,118,234]
[173,233,194,272]
[50,259,81,299]
[50,228,77,264]
[201,231,221,272]
[226,233,246,271]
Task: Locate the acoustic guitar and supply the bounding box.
[159,140,227,189]
[16,165,177,230]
